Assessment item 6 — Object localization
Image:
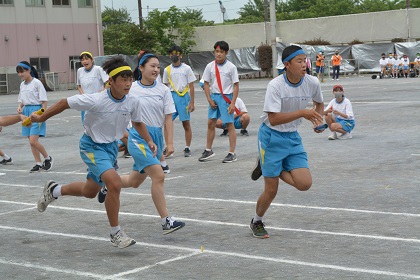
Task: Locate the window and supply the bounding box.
[0,0,14,5]
[78,0,92,8]
[69,56,81,70]
[52,0,69,6]
[26,0,44,6]
[30,57,50,72]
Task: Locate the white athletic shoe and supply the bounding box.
[110,230,136,248]
[37,180,58,212]
[338,132,352,140]
[328,132,338,140]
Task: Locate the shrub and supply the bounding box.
[258,44,272,73]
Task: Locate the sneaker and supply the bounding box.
[37,180,58,212]
[162,165,170,174]
[328,132,338,140]
[123,152,132,158]
[240,129,249,136]
[222,152,237,163]
[220,129,228,136]
[251,157,262,181]
[110,230,136,248]
[250,219,269,239]
[198,149,215,162]
[338,132,352,140]
[30,164,43,173]
[184,147,191,157]
[97,186,107,203]
[42,156,53,171]
[0,157,13,165]
[162,216,185,235]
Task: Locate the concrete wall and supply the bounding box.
[191,8,420,52]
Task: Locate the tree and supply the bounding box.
[144,6,212,54]
[102,7,157,55]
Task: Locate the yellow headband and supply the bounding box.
[80,51,93,58]
[109,66,132,77]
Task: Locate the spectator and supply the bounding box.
[331,50,342,80]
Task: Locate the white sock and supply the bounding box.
[161,216,168,225]
[110,226,121,236]
[253,214,263,223]
[185,146,190,149]
[229,152,235,155]
[160,161,167,167]
[52,185,62,198]
[36,162,42,166]
[205,148,212,152]
[3,154,10,160]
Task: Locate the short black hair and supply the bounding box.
[101,56,132,81]
[214,41,229,52]
[168,45,183,54]
[281,45,303,62]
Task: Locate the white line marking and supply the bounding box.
[1,225,419,279]
[0,173,5,176]
[0,172,183,180]
[0,200,418,243]
[0,182,419,217]
[0,207,34,216]
[411,154,420,156]
[0,257,113,280]
[111,252,201,278]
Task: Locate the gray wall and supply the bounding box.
[191,8,420,52]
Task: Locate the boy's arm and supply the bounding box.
[267,107,323,127]
[188,81,195,112]
[229,82,239,114]
[30,98,69,123]
[163,114,174,157]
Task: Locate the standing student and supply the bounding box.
[100,51,185,234]
[315,50,325,82]
[331,50,342,80]
[249,45,324,238]
[32,56,154,248]
[199,40,239,163]
[162,45,196,158]
[77,51,109,125]
[0,114,26,165]
[16,61,53,173]
[324,85,355,140]
[217,97,250,137]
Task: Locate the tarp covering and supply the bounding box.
[93,42,419,79]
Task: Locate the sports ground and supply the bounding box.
[0,75,419,279]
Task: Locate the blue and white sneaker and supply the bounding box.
[162,216,185,235]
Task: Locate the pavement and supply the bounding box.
[0,75,419,279]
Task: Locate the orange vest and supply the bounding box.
[316,54,325,67]
[332,55,342,66]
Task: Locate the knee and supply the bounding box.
[241,114,250,125]
[82,191,97,199]
[295,180,312,191]
[207,119,216,129]
[264,186,278,199]
[29,138,38,146]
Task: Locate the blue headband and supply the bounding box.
[139,53,155,67]
[278,49,306,74]
[17,62,35,77]
[17,63,31,70]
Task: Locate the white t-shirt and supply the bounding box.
[401,57,410,67]
[129,80,175,128]
[235,97,247,113]
[393,58,401,66]
[379,58,388,67]
[202,60,239,95]
[325,97,354,121]
[77,65,109,94]
[260,74,323,132]
[18,78,47,105]
[414,57,420,64]
[162,63,196,92]
[67,90,142,143]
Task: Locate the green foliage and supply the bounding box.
[102,7,157,55]
[300,37,331,45]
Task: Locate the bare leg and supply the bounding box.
[226,122,236,153]
[182,120,192,147]
[28,135,48,163]
[100,169,123,227]
[256,177,279,217]
[206,119,216,149]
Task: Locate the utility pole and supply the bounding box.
[264,0,269,44]
[138,0,143,29]
[219,1,226,24]
[270,0,277,77]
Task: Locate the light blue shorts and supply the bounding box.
[22,105,46,137]
[257,123,308,178]
[128,126,163,173]
[208,93,234,124]
[171,91,191,122]
[335,117,355,133]
[222,116,242,129]
[79,134,118,187]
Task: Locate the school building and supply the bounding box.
[0,0,103,93]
